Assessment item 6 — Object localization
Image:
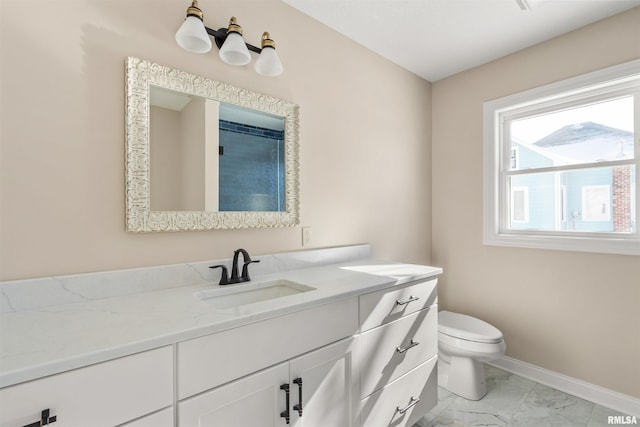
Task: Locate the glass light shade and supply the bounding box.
[219,32,251,66]
[254,47,283,76]
[175,16,212,54]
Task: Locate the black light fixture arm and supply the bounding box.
[205,26,262,54]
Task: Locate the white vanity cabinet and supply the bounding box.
[177,297,360,427]
[179,337,359,427]
[0,347,173,427]
[358,279,438,427]
[0,253,443,427]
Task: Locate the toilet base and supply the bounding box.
[438,356,487,401]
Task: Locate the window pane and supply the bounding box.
[508,165,636,233]
[509,96,634,171]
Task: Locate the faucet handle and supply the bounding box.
[209,265,230,286]
[241,259,261,281]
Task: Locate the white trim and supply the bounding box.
[483,232,640,255]
[487,356,640,417]
[485,60,640,116]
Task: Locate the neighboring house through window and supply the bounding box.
[483,60,639,255]
[511,147,519,170]
[511,186,529,224]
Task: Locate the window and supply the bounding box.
[484,60,640,255]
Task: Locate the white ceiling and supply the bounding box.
[283,0,640,82]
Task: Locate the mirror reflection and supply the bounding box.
[149,86,286,212]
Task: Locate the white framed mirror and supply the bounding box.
[125,57,300,232]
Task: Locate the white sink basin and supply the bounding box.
[195,279,316,310]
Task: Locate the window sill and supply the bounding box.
[484,231,640,256]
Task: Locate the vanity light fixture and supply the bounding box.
[175,0,283,76]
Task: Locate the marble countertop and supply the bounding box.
[0,249,442,389]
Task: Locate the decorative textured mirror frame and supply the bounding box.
[125,57,300,232]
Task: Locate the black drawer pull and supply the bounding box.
[280,383,290,424]
[396,396,420,415]
[293,377,303,417]
[22,409,57,427]
[395,295,419,306]
[396,339,420,354]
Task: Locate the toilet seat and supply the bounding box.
[439,310,503,344]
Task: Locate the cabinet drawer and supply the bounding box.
[359,279,437,331]
[178,297,358,399]
[0,347,173,427]
[360,356,437,427]
[360,306,437,398]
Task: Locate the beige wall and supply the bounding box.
[432,8,640,398]
[150,106,181,211]
[0,0,432,280]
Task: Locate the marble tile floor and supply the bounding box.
[413,365,636,427]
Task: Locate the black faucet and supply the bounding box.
[210,248,261,286]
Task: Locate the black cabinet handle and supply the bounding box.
[293,377,303,417]
[22,408,57,427]
[280,383,290,424]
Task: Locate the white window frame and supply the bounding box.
[483,60,640,255]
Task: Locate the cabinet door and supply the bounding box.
[289,337,360,427]
[178,362,290,427]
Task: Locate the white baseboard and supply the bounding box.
[487,356,640,417]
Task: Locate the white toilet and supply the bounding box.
[438,310,506,400]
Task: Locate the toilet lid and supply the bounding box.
[439,311,503,343]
